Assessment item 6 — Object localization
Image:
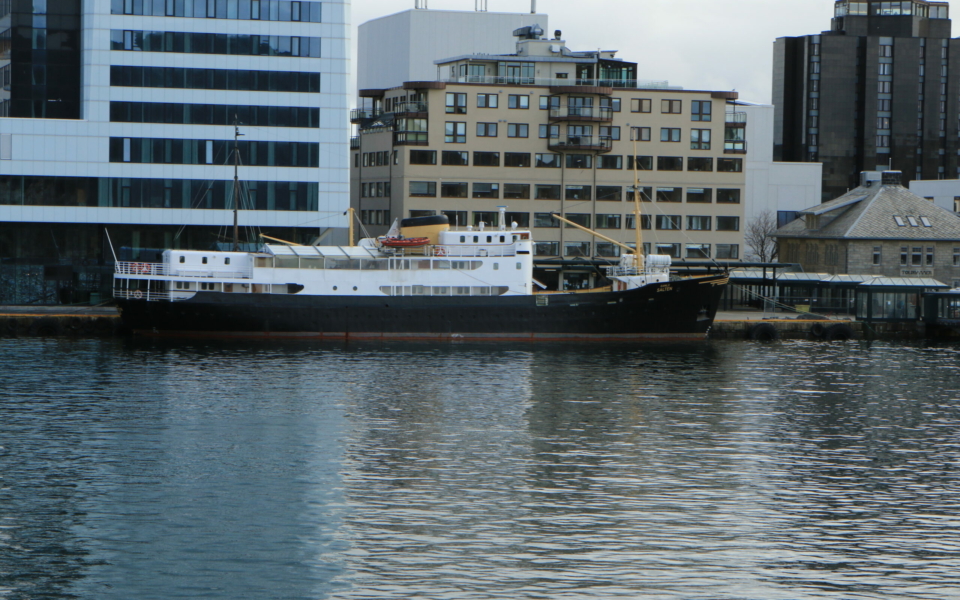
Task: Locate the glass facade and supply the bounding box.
[110,30,320,57]
[0,0,81,118]
[110,66,320,92]
[109,138,321,167]
[0,176,318,210]
[110,102,320,128]
[110,0,322,21]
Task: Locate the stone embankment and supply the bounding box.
[711,312,929,341]
[0,306,123,337]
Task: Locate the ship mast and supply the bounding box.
[232,116,244,252]
[631,128,645,270]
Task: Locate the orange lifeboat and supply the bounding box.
[379,237,431,248]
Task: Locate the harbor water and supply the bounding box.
[1,338,959,599]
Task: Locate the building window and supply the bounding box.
[632,127,651,142]
[657,188,682,203]
[717,189,741,204]
[661,99,682,114]
[596,243,621,258]
[445,122,466,143]
[631,98,652,113]
[504,152,531,167]
[477,93,498,108]
[507,123,529,138]
[564,242,591,257]
[473,211,498,227]
[926,247,935,266]
[656,215,681,230]
[596,186,622,201]
[409,181,436,197]
[661,128,681,142]
[655,243,681,258]
[880,44,893,58]
[476,122,497,137]
[688,157,713,171]
[409,150,436,165]
[472,183,499,199]
[596,214,621,229]
[657,156,683,171]
[873,246,882,265]
[535,153,561,168]
[535,241,560,255]
[691,129,711,150]
[717,158,743,172]
[441,150,468,166]
[716,244,739,260]
[508,94,529,109]
[686,244,711,259]
[539,95,560,111]
[630,156,654,170]
[534,213,559,227]
[687,216,711,231]
[564,214,591,229]
[597,155,622,170]
[953,247,960,266]
[878,99,891,111]
[717,216,740,231]
[599,126,620,141]
[442,210,468,227]
[691,100,712,121]
[503,184,530,199]
[901,247,908,265]
[876,135,890,148]
[687,188,712,203]
[912,247,923,266]
[505,212,530,227]
[627,186,653,203]
[878,81,892,93]
[566,154,592,169]
[535,185,561,200]
[473,151,500,166]
[440,182,468,197]
[539,124,560,139]
[445,93,466,114]
[565,185,591,200]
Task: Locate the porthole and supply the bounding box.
[353,286,358,291]
[333,286,338,291]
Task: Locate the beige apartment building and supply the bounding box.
[351,26,748,285]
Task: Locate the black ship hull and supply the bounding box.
[116,274,728,341]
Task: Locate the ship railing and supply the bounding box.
[113,288,172,302]
[115,261,170,276]
[433,245,517,258]
[115,261,252,279]
[605,265,671,277]
[173,269,253,279]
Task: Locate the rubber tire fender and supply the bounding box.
[748,322,780,341]
[810,323,826,339]
[824,323,854,341]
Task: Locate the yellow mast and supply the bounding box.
[347,207,355,246]
[631,130,645,271]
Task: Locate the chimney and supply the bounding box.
[881,170,902,186]
[554,30,562,40]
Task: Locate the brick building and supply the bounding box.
[776,171,960,287]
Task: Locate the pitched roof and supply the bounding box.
[774,180,960,241]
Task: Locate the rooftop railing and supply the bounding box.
[438,76,672,89]
[726,111,747,124]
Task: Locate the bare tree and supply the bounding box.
[745,211,780,263]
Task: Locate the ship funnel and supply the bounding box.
[399,214,449,245]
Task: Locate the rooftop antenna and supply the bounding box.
[531,0,536,13]
[475,0,487,11]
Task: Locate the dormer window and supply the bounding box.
[805,214,820,229]
[894,216,906,226]
[920,217,932,227]
[907,217,919,227]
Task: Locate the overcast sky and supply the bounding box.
[349,0,953,104]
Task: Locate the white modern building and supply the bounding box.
[741,102,822,230]
[0,0,349,303]
[357,4,547,93]
[909,179,960,214]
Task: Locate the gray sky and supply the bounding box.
[350,0,952,104]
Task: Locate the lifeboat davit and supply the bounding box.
[379,237,431,248]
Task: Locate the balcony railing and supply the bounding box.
[724,140,747,154]
[393,101,429,115]
[726,111,747,124]
[439,76,672,89]
[350,108,381,122]
[350,135,360,149]
[548,106,613,122]
[548,135,613,152]
[393,131,429,145]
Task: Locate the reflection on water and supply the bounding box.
[1,339,959,599]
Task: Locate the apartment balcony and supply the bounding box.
[548,135,613,153]
[393,131,429,146]
[438,76,670,90]
[726,111,747,124]
[350,108,381,124]
[548,106,613,123]
[393,101,429,118]
[350,136,360,149]
[724,140,747,154]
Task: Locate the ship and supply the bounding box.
[111,206,729,341]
